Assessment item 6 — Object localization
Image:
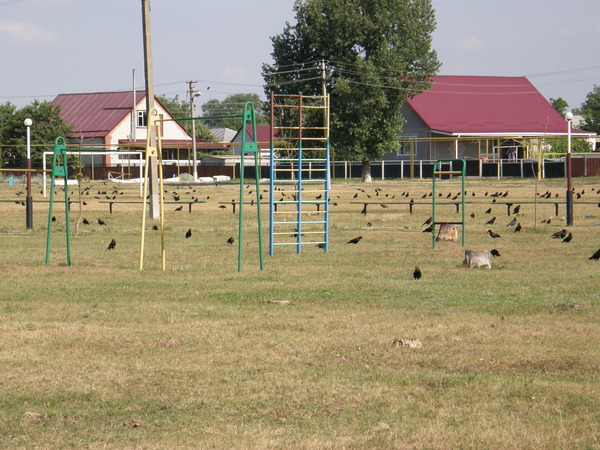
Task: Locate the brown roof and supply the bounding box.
[52,91,147,139]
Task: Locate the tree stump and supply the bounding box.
[436,224,458,242]
[463,250,492,269]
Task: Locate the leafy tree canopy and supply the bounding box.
[579,85,600,135]
[549,97,569,116]
[157,95,214,141]
[200,93,268,130]
[263,0,440,180]
[0,100,72,167]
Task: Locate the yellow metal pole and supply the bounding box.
[410,141,415,179]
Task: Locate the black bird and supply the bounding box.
[227,237,235,245]
[347,236,362,244]
[106,239,116,251]
[152,225,159,231]
[360,204,367,215]
[487,230,501,238]
[588,249,600,261]
[97,218,106,225]
[353,193,358,198]
[422,216,432,226]
[380,204,388,209]
[512,205,521,214]
[316,243,326,250]
[83,218,90,225]
[486,217,496,225]
[185,229,192,239]
[413,266,422,280]
[52,216,56,222]
[174,206,183,211]
[551,229,567,239]
[470,212,475,219]
[485,208,492,214]
[422,224,433,233]
[514,223,522,233]
[561,232,573,243]
[367,222,372,227]
[490,249,501,257]
[507,218,517,227]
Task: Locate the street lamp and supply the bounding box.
[190,91,201,181]
[565,111,573,226]
[24,118,33,230]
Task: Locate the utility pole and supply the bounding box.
[141,0,160,219]
[320,60,331,186]
[188,80,201,181]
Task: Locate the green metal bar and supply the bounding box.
[166,114,244,122]
[63,149,71,265]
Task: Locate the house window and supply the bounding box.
[398,137,417,156]
[137,110,147,128]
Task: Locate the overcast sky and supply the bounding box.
[1,0,599,111]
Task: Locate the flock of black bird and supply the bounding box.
[30,182,600,267]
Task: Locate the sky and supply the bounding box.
[1,0,599,112]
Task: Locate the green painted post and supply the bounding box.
[237,102,263,272]
[45,137,72,266]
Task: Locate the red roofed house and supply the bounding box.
[383,75,595,162]
[51,91,217,174]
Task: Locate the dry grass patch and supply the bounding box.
[0,177,599,448]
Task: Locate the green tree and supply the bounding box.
[579,85,600,135]
[0,100,72,167]
[157,95,214,141]
[201,93,268,130]
[549,97,569,116]
[263,0,440,181]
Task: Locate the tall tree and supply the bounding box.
[0,100,72,167]
[157,95,214,141]
[263,0,440,181]
[579,85,600,135]
[549,97,569,116]
[201,93,268,130]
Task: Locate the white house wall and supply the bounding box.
[105,101,192,166]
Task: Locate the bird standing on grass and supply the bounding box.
[185,229,192,239]
[413,266,422,280]
[486,217,496,225]
[227,237,235,245]
[487,230,501,238]
[97,218,106,225]
[106,239,116,251]
[490,249,501,257]
[514,223,522,233]
[561,232,573,243]
[507,218,517,227]
[422,216,432,226]
[83,218,89,225]
[347,236,362,244]
[551,229,567,239]
[589,249,600,260]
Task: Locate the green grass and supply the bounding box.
[0,176,599,448]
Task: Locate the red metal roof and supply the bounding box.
[407,76,588,136]
[52,91,146,139]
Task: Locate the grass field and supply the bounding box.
[0,175,599,448]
